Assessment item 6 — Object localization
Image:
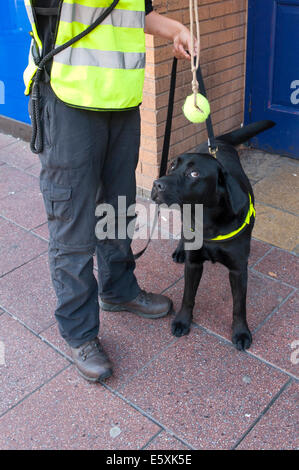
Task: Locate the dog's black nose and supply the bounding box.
[153,180,166,192]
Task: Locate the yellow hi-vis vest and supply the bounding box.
[23,0,146,110]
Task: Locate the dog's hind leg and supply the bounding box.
[172,262,203,337]
[229,267,252,350]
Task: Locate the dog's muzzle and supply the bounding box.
[151,179,166,202]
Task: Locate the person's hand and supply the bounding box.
[173,26,199,60]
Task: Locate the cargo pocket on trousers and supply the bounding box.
[41,183,72,222]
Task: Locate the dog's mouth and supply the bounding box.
[151,186,163,204]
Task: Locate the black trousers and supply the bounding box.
[34,84,142,347]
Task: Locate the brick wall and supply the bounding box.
[137,0,248,196]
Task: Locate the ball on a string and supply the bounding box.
[183,93,210,123]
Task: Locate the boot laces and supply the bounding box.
[138,290,152,305]
[79,338,102,361]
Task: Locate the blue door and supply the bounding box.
[0,1,31,124]
[244,0,299,158]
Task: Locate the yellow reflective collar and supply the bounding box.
[207,193,255,242]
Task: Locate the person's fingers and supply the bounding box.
[179,44,191,59]
[173,42,190,60]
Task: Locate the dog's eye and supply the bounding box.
[170,162,176,170]
[190,171,199,178]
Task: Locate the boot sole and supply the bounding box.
[100,300,173,319]
[77,367,113,383]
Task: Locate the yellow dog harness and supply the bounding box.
[192,193,255,243]
[208,193,255,242]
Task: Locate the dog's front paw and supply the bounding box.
[171,319,190,337]
[172,247,185,264]
[232,328,252,351]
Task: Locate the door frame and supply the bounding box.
[244,0,256,127]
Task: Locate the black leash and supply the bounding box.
[194,58,218,158]
[133,205,159,260]
[159,58,178,177]
[30,0,120,154]
[159,56,218,178]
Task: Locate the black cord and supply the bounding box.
[30,0,120,154]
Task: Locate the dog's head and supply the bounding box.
[152,120,276,217]
[151,152,248,218]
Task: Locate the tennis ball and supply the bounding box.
[182,93,210,123]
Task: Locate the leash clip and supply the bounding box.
[208,138,218,158]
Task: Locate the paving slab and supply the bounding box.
[250,293,299,378]
[252,203,298,251]
[25,161,41,177]
[237,381,298,450]
[32,222,49,241]
[0,135,296,451]
[293,244,299,256]
[249,238,272,266]
[132,238,184,293]
[0,140,38,170]
[0,217,47,277]
[239,149,284,184]
[0,134,16,149]
[0,367,160,450]
[253,248,298,288]
[253,165,299,215]
[120,328,288,449]
[0,164,36,200]
[0,313,68,416]
[41,308,176,390]
[39,323,72,360]
[0,183,47,230]
[164,262,292,343]
[0,253,56,334]
[145,431,191,450]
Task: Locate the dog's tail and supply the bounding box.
[217,120,276,146]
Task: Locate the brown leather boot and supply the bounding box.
[100,290,172,319]
[71,337,112,383]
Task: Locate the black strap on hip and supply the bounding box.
[30,0,120,154]
[34,7,59,16]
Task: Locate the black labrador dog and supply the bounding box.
[151,120,275,350]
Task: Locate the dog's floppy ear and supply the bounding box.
[218,167,248,216]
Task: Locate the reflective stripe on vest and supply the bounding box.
[60,3,145,28]
[24,0,146,110]
[54,48,145,69]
